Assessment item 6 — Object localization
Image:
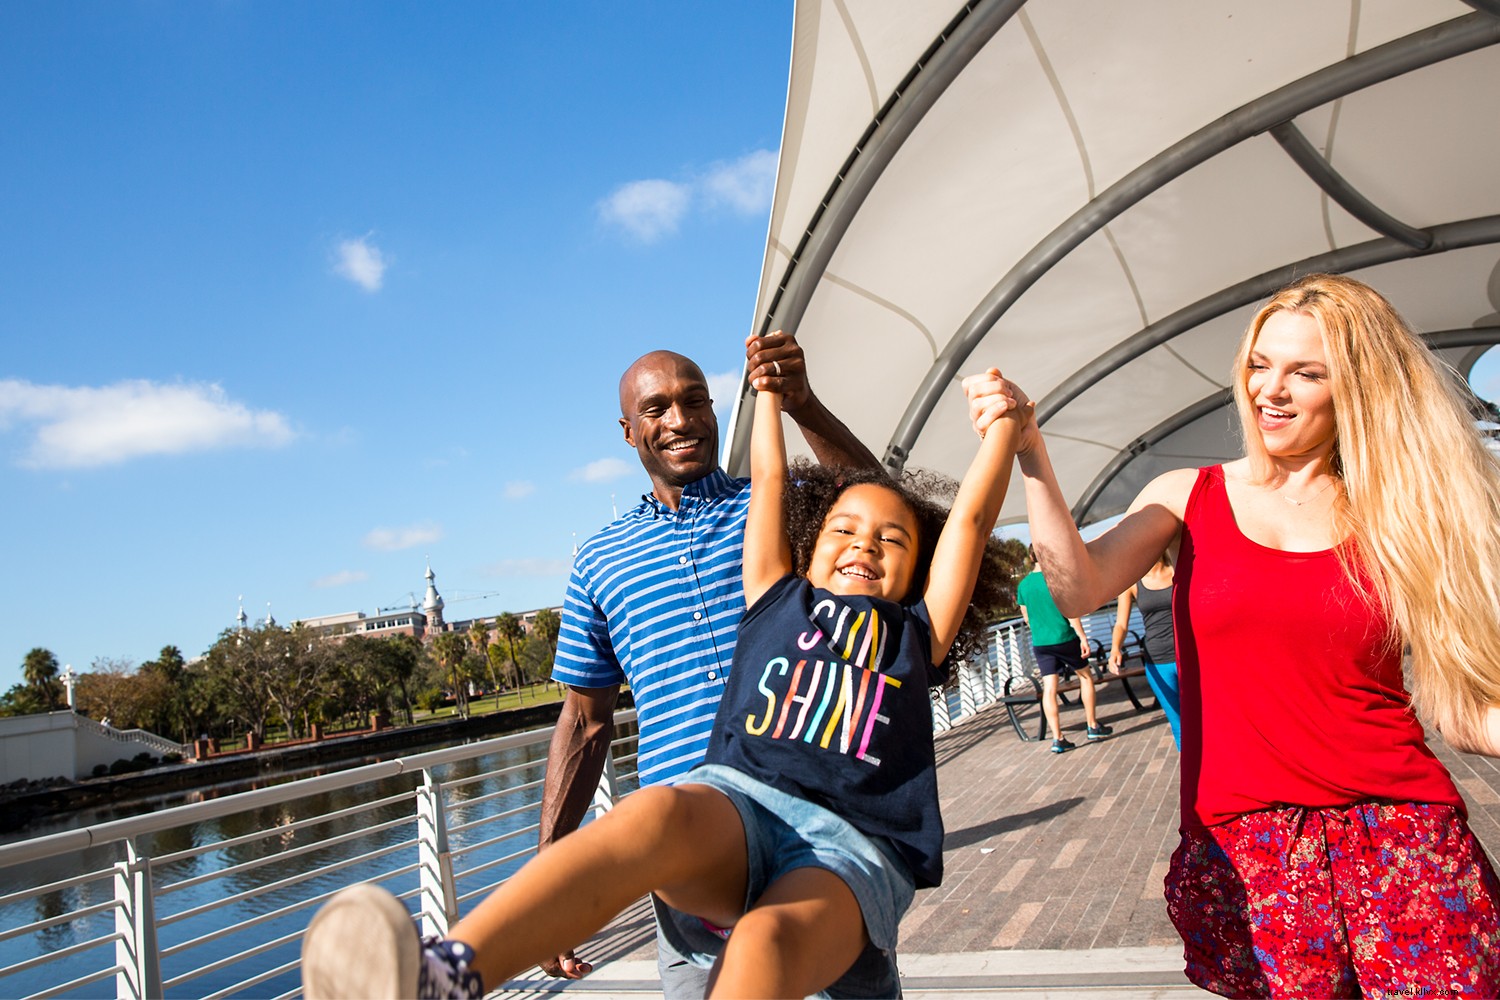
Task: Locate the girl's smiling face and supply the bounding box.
[1246,309,1337,463]
[807,483,920,601]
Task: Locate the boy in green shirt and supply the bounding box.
[1016,552,1112,753]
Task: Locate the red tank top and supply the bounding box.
[1174,466,1462,827]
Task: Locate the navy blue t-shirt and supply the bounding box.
[703,574,948,888]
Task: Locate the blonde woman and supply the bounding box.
[967,274,1500,997]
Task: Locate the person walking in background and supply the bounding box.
[1016,549,1111,753]
[1107,553,1181,749]
[967,273,1500,996]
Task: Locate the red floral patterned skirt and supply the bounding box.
[1165,802,1500,998]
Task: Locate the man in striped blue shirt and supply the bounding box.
[539,333,891,995]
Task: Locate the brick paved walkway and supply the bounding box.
[501,679,1500,995]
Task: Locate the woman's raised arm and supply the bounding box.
[964,368,1187,616]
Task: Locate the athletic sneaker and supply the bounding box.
[301,883,484,999]
[1086,723,1113,740]
[1050,738,1075,753]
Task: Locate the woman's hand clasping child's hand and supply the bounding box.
[961,367,1038,453]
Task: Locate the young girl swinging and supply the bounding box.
[302,375,1027,999]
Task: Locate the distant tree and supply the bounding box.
[139,645,194,742]
[0,683,52,717]
[518,633,556,685]
[199,624,329,740]
[202,628,277,740]
[430,631,470,718]
[486,643,512,701]
[529,608,561,680]
[469,619,499,705]
[264,625,330,739]
[22,647,63,710]
[324,636,389,727]
[76,657,146,727]
[382,634,422,725]
[987,537,1031,620]
[531,608,560,649]
[493,612,526,698]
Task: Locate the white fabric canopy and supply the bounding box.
[725,0,1500,526]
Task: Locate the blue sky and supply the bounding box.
[4,4,1498,696]
[0,2,795,691]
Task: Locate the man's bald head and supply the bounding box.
[618,351,706,417]
[617,350,719,509]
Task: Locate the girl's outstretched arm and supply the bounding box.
[923,381,1027,665]
[965,368,1186,616]
[744,389,794,607]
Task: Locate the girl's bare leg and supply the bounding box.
[706,867,867,999]
[449,783,749,989]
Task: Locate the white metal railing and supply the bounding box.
[75,714,189,758]
[0,636,1065,1000]
[0,713,640,1000]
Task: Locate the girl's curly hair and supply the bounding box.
[783,459,1024,663]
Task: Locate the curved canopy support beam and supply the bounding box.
[1036,214,1500,425]
[879,13,1500,472]
[1070,389,1230,523]
[726,0,1026,468]
[1268,121,1431,250]
[1070,324,1500,523]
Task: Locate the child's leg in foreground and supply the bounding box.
[450,783,749,989]
[302,783,751,998]
[706,866,868,998]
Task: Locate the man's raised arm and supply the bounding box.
[745,331,881,470]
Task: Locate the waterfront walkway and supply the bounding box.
[498,680,1500,998]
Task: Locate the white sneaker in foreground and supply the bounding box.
[301,883,483,999]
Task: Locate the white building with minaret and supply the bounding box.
[422,561,446,633]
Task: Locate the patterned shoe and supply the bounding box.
[1086,724,1113,740]
[302,884,484,1000]
[1050,738,1075,753]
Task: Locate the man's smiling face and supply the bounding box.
[619,351,719,507]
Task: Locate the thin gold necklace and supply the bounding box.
[1278,478,1336,507]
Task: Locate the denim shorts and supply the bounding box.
[658,764,916,967]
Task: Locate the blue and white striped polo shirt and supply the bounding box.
[553,468,752,786]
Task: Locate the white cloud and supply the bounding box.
[0,378,295,469]
[599,149,777,243]
[503,480,535,500]
[701,150,777,215]
[597,179,691,243]
[334,236,389,292]
[362,522,443,551]
[569,457,635,483]
[480,557,571,578]
[312,569,368,589]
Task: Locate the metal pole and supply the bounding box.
[113,840,162,1000]
[416,769,457,938]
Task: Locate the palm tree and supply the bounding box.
[469,619,498,710]
[22,647,62,710]
[431,632,470,718]
[493,612,526,702]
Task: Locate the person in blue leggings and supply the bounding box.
[1108,553,1183,748]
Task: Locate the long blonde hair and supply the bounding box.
[1231,273,1500,750]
